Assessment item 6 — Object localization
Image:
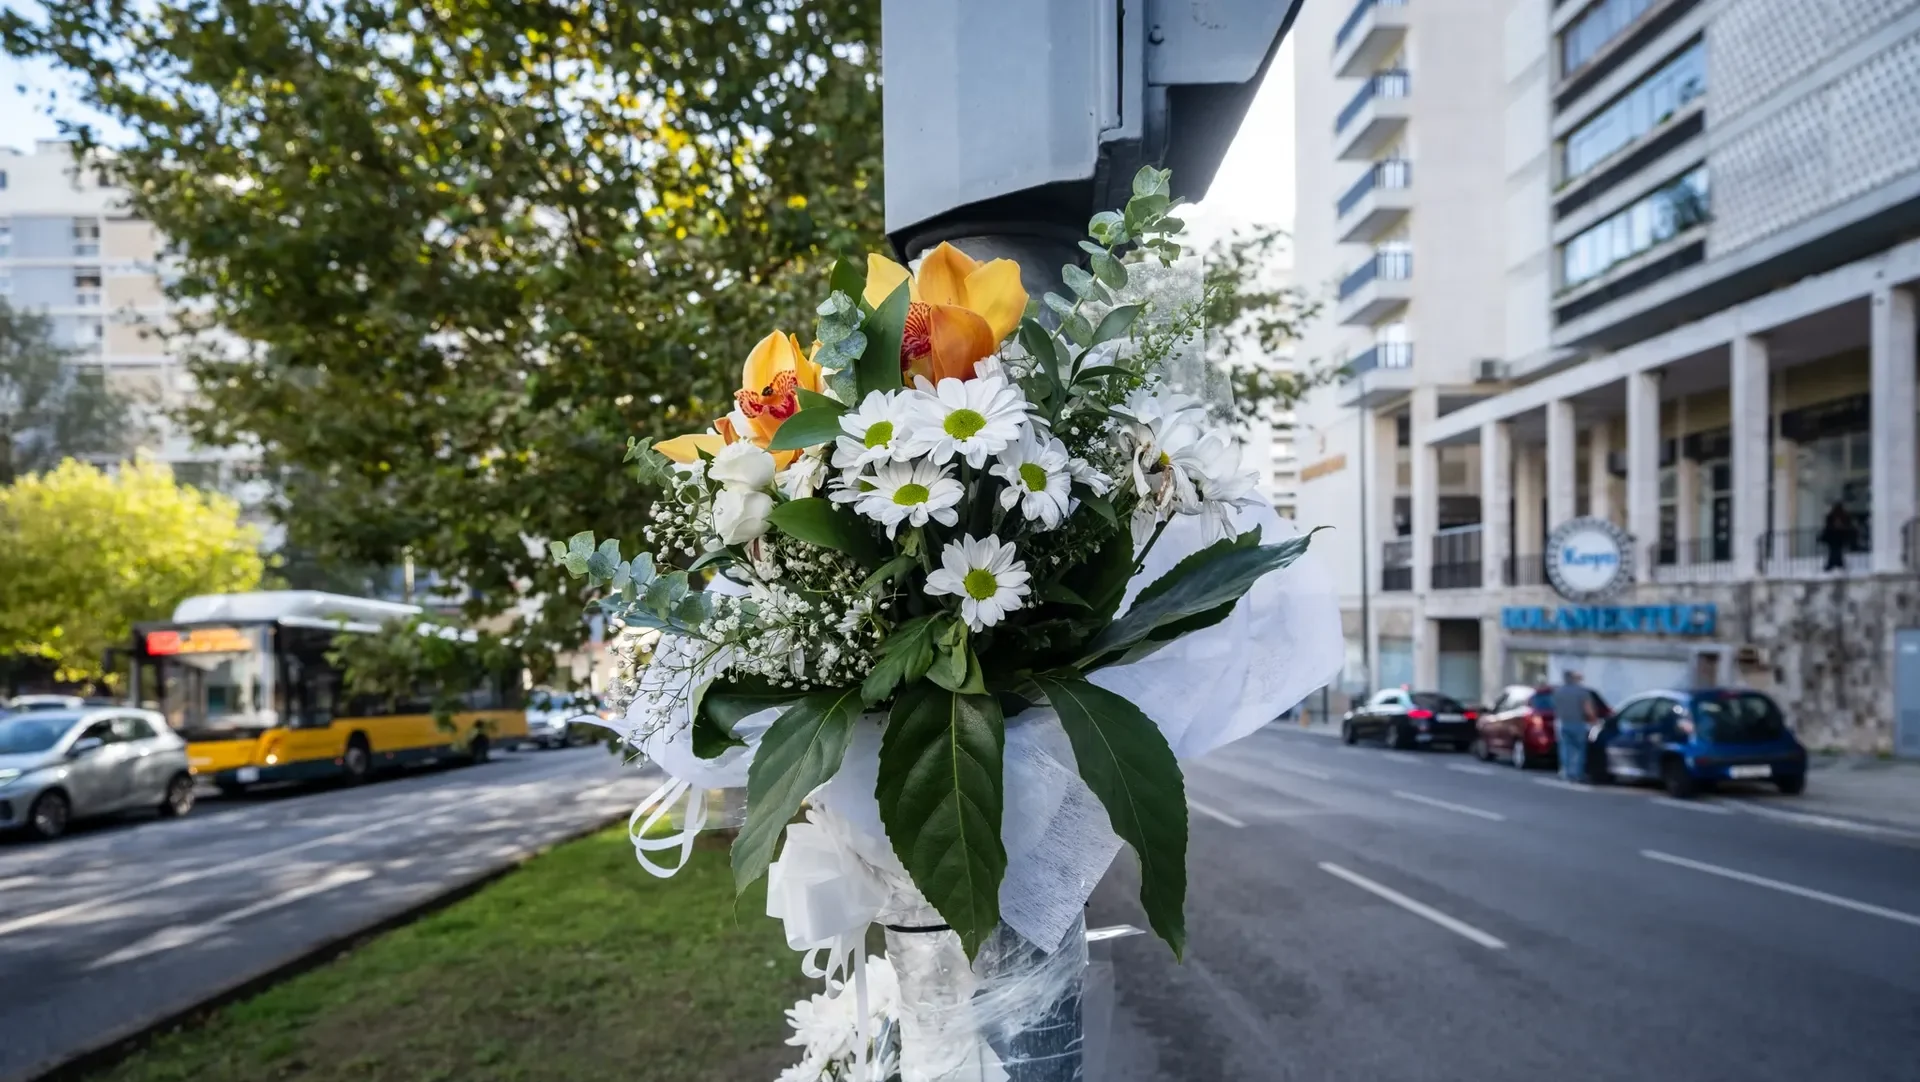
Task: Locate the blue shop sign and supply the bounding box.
[1502,604,1716,636]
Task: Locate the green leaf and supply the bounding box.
[861,614,943,705]
[1088,211,1127,246]
[687,545,734,573]
[766,497,881,566]
[1039,579,1092,609]
[927,626,983,694]
[860,553,919,595]
[796,388,845,412]
[1042,292,1075,319]
[1090,249,1128,291]
[1131,165,1170,198]
[1082,529,1324,665]
[829,258,868,310]
[1065,526,1137,621]
[688,677,746,759]
[703,676,807,730]
[732,687,864,891]
[1062,264,1109,304]
[767,405,847,451]
[1076,492,1117,528]
[586,537,622,583]
[1031,672,1186,957]
[1018,318,1067,397]
[1090,303,1144,346]
[858,281,909,398]
[1063,313,1094,346]
[877,681,1006,959]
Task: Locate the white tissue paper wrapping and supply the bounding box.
[620,499,1342,952]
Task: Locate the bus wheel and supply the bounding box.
[468,736,491,765]
[343,737,373,784]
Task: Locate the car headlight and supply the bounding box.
[0,768,21,787]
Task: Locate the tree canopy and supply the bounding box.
[3,0,885,650]
[1,299,129,485]
[0,458,264,683]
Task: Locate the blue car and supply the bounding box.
[1591,688,1807,799]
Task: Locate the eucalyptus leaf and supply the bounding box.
[1063,313,1094,346]
[1090,303,1144,346]
[877,681,1006,959]
[829,259,868,310]
[1090,249,1128,291]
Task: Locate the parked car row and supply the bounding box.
[1342,685,1809,799]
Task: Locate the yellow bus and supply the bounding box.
[129,592,528,793]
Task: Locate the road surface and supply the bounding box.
[1089,724,1920,1082]
[0,746,654,1082]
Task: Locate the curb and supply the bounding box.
[21,806,631,1082]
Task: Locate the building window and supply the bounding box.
[72,218,101,257]
[0,273,10,297]
[1560,166,1708,289]
[1563,41,1705,183]
[74,268,103,307]
[0,170,7,190]
[1561,0,1657,77]
[1796,431,1871,533]
[75,317,104,349]
[0,222,11,259]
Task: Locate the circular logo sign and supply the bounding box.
[1545,517,1633,601]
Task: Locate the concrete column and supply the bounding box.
[1514,444,1544,555]
[1675,455,1700,553]
[1481,421,1512,589]
[1546,399,1577,528]
[1730,334,1770,577]
[1771,437,1799,536]
[1410,387,1439,593]
[1871,285,1917,573]
[1587,422,1614,523]
[1414,616,1439,690]
[1480,614,1505,707]
[1626,368,1661,581]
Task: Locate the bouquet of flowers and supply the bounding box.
[558,167,1340,1079]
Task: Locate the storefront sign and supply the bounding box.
[1545,516,1634,601]
[1501,604,1716,636]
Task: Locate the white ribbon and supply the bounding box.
[766,809,892,1076]
[626,776,707,878]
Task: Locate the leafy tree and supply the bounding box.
[0,458,265,683]
[1201,225,1339,422]
[3,0,885,651]
[1,299,130,484]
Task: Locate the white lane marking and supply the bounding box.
[1533,778,1589,792]
[1729,802,1917,838]
[1391,790,1507,822]
[0,785,515,938]
[1383,753,1429,766]
[1447,763,1498,777]
[1318,863,1507,949]
[1642,850,1920,928]
[1654,797,1732,814]
[1188,800,1247,829]
[0,875,46,892]
[88,866,376,969]
[1267,762,1334,782]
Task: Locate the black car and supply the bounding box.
[1342,689,1478,751]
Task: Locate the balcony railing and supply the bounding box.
[1339,249,1413,300]
[1382,536,1413,592]
[1346,342,1414,378]
[1431,525,1483,589]
[74,290,102,307]
[1504,553,1548,587]
[1648,537,1739,583]
[1757,528,1871,578]
[1336,70,1410,134]
[1334,0,1408,54]
[1337,159,1413,217]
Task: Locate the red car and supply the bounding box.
[1471,684,1613,769]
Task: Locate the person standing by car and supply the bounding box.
[1551,671,1598,783]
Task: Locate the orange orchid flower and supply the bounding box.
[865,242,1027,384]
[656,330,823,467]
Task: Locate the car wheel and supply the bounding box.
[1468,737,1487,761]
[159,773,196,818]
[1662,758,1697,799]
[1385,724,1408,750]
[342,737,373,784]
[469,735,491,765]
[1775,774,1806,795]
[27,790,71,841]
[1510,741,1529,770]
[1341,723,1357,746]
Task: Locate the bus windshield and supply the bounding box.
[154,627,277,739]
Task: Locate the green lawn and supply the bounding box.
[92,829,811,1082]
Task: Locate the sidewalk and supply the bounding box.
[1798,755,1920,833]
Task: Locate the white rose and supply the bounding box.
[708,441,776,491]
[713,487,775,545]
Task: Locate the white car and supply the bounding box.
[525,692,596,749]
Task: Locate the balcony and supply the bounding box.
[1336,249,1412,326]
[1333,0,1410,79]
[1431,525,1483,590]
[1382,537,1413,592]
[1336,159,1413,244]
[1335,70,1410,161]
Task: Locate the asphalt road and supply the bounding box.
[1088,724,1920,1082]
[0,745,656,1082]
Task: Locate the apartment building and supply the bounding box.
[1296,0,1920,754]
[0,139,257,497]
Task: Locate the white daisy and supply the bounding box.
[990,432,1073,530]
[1190,432,1264,542]
[831,390,912,471]
[902,373,1029,468]
[853,458,963,537]
[1067,455,1112,496]
[924,534,1032,631]
[776,447,830,499]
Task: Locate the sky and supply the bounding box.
[0,9,1296,234]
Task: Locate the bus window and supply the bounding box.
[158,627,276,739]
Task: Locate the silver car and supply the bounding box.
[0,709,196,840]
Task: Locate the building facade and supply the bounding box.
[1296,0,1920,754]
[0,139,257,497]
